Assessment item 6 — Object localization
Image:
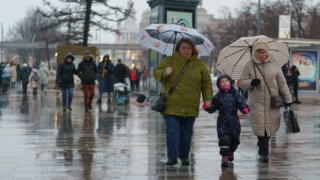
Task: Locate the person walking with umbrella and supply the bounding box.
[153,38,213,166]
[240,41,292,163]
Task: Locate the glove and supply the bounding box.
[251,78,261,87]
[202,103,208,110]
[242,108,249,114]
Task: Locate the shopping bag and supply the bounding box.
[283,106,300,133]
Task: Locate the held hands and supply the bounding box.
[202,102,212,110]
[242,108,249,114]
[251,78,261,87]
[166,67,173,75]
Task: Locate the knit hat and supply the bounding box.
[253,41,269,53]
[23,63,27,67]
[84,51,91,55]
[33,65,37,69]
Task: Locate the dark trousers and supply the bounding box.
[22,83,28,94]
[82,84,95,108]
[130,80,136,91]
[219,135,240,156]
[257,131,270,156]
[163,115,195,159]
[293,89,299,101]
[136,78,140,90]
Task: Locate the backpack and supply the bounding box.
[33,71,40,81]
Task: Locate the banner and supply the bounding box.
[290,50,319,91]
[279,15,291,38]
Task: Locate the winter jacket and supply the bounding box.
[4,64,12,78]
[39,62,50,84]
[240,54,292,137]
[29,68,41,88]
[56,53,77,88]
[16,65,21,81]
[97,59,115,93]
[291,68,300,90]
[141,67,149,79]
[129,70,137,81]
[20,67,30,84]
[281,65,293,86]
[153,51,213,117]
[114,63,127,79]
[10,65,17,83]
[77,54,97,85]
[206,74,249,141]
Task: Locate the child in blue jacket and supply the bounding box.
[203,74,249,167]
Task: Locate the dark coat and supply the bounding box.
[291,67,300,90]
[97,59,115,93]
[56,53,77,88]
[206,74,249,141]
[16,64,21,81]
[77,54,97,85]
[20,67,30,84]
[114,63,127,82]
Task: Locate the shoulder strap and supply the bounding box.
[254,63,272,96]
[167,61,191,94]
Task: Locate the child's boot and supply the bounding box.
[221,156,229,167]
[228,152,234,161]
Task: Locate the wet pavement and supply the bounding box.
[1,87,320,180]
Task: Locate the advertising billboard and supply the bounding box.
[290,49,319,91]
[166,10,193,28]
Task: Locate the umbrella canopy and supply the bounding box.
[134,24,214,56]
[216,35,290,80]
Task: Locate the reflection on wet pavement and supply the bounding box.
[0,89,320,179]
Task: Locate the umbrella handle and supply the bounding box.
[170,31,178,67]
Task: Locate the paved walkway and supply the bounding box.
[0,87,320,180]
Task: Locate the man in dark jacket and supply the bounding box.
[56,53,77,111]
[20,63,30,95]
[97,54,115,104]
[114,59,127,83]
[77,51,98,112]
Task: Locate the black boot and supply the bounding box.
[107,98,111,104]
[165,158,177,166]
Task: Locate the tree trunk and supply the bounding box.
[83,0,93,47]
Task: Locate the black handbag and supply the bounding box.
[283,106,300,133]
[254,63,284,108]
[151,61,191,112]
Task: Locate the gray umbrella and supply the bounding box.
[216,35,290,80]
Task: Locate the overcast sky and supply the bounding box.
[0,0,244,43]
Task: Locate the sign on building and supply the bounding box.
[279,15,291,38]
[166,11,193,28]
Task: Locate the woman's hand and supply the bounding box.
[166,67,173,75]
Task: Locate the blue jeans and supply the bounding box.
[61,87,74,107]
[41,84,47,92]
[163,115,195,159]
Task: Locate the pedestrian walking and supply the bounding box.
[77,51,98,112]
[203,74,249,167]
[240,41,292,163]
[2,63,11,93]
[141,65,149,90]
[16,64,22,85]
[114,59,127,83]
[153,38,213,166]
[97,54,115,104]
[135,66,141,91]
[129,68,137,91]
[56,53,77,111]
[291,65,301,104]
[29,65,41,95]
[39,62,50,96]
[10,63,17,89]
[20,63,30,95]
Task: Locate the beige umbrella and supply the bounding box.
[216,35,290,80]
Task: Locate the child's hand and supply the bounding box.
[242,108,249,114]
[202,102,211,110]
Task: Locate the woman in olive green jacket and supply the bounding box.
[153,38,213,166]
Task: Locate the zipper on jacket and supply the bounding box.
[184,62,195,117]
[262,63,269,136]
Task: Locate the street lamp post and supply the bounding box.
[32,34,37,65]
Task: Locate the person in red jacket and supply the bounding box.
[129,68,137,91]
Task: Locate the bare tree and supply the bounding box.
[38,0,134,46]
[8,8,61,66]
[290,0,309,38]
[304,3,320,39]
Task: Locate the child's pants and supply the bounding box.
[219,134,240,156]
